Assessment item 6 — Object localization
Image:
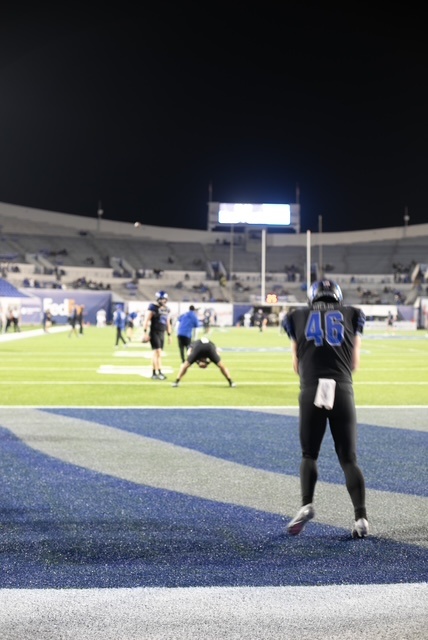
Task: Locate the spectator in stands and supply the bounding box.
[172,337,235,388]
[176,305,200,362]
[142,290,172,380]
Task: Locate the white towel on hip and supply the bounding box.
[314,378,336,410]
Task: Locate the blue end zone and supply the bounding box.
[1,408,427,588]
[45,408,428,496]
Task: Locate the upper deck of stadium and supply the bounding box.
[0,201,427,306]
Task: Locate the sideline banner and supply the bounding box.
[18,289,113,326]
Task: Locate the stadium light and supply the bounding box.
[97,201,104,233]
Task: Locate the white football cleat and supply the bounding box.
[287,504,315,536]
[352,518,369,538]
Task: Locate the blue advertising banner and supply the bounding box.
[18,289,113,326]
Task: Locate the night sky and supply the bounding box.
[0,4,427,233]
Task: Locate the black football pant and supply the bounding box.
[177,335,191,362]
[115,327,126,345]
[298,382,367,520]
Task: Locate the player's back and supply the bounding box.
[285,302,364,386]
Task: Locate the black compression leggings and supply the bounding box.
[298,383,367,520]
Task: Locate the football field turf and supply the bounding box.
[1,324,427,406]
[0,325,427,639]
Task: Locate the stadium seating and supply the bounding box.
[0,205,427,305]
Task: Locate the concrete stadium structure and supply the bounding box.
[0,201,427,328]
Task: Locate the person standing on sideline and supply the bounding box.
[77,304,85,336]
[126,310,138,342]
[386,310,395,334]
[42,308,52,333]
[172,336,235,387]
[202,309,212,334]
[283,279,369,539]
[68,304,79,337]
[176,305,199,362]
[11,307,21,332]
[142,290,172,380]
[4,307,15,332]
[253,308,267,332]
[113,304,127,347]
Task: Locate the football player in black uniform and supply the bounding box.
[142,291,172,380]
[172,337,235,387]
[283,279,369,538]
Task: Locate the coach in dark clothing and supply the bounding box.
[283,279,369,539]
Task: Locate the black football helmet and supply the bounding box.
[156,290,168,302]
[309,280,343,304]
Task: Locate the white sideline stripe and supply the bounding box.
[0,584,427,640]
[0,326,69,340]
[98,365,174,377]
[1,404,428,411]
[1,404,428,407]
[0,380,426,385]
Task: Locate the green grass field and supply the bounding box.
[0,324,427,407]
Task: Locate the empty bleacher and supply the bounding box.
[1,203,427,305]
